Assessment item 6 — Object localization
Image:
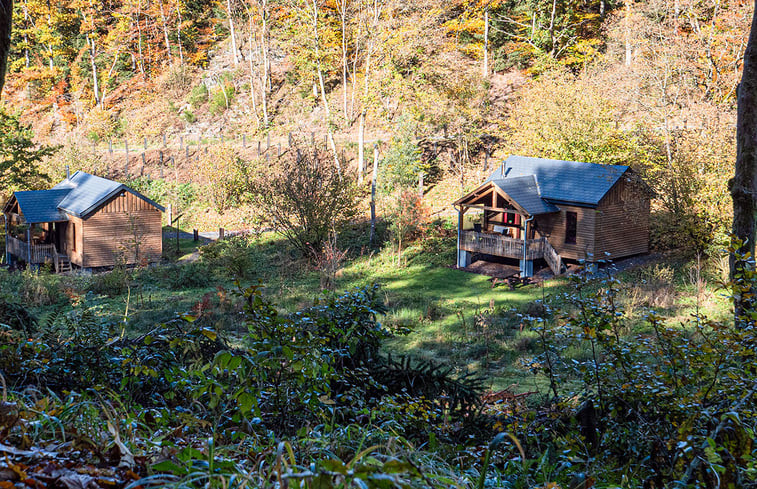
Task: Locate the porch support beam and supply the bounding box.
[457,207,471,268]
[26,227,31,265]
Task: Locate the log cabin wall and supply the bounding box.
[594,177,650,259]
[535,205,596,261]
[80,192,162,268]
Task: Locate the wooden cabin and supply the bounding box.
[3,171,164,271]
[454,156,651,277]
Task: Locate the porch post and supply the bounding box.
[3,215,8,265]
[26,227,32,265]
[457,208,471,268]
[520,216,534,278]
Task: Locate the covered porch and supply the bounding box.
[454,177,562,277]
[3,197,73,273]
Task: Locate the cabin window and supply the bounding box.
[565,211,577,244]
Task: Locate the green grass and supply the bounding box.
[11,225,734,397]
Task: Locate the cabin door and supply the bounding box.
[55,222,68,254]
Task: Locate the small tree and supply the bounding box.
[250,144,359,260]
[0,108,56,194]
[389,189,428,266]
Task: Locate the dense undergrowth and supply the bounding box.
[1,228,756,487]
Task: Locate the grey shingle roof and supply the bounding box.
[13,189,71,223]
[53,171,165,217]
[486,155,628,206]
[7,171,164,224]
[489,175,559,215]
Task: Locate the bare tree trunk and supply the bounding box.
[369,143,378,244]
[624,0,631,66]
[136,0,146,75]
[88,35,102,109]
[227,0,239,66]
[337,0,348,121]
[260,0,270,126]
[159,0,173,64]
[731,5,757,320]
[246,6,259,128]
[176,5,184,65]
[358,109,365,184]
[0,0,11,98]
[483,9,489,77]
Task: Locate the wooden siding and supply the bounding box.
[80,192,162,268]
[534,205,596,261]
[595,176,650,259]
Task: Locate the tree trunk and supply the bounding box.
[0,0,11,98]
[731,4,757,320]
[88,35,102,109]
[159,0,173,64]
[483,9,489,77]
[357,110,365,184]
[227,0,239,66]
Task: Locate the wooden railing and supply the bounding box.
[543,239,563,275]
[460,231,545,260]
[7,235,26,258]
[6,236,59,264]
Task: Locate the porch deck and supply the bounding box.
[6,235,70,271]
[459,230,545,260]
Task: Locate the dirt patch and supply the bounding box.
[459,260,521,279]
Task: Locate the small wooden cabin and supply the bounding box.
[454,156,651,277]
[3,171,164,271]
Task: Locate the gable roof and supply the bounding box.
[486,155,628,206]
[5,171,164,224]
[11,189,71,224]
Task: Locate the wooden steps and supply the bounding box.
[53,249,72,273]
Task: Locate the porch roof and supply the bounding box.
[454,176,559,216]
[12,189,71,224]
[490,175,559,215]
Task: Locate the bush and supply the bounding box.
[199,234,257,281]
[249,142,360,260]
[208,85,235,115]
[187,82,208,107]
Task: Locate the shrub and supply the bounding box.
[187,82,208,107]
[199,234,257,281]
[208,85,235,115]
[249,142,360,260]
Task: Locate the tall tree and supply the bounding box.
[0,0,11,98]
[730,1,757,319]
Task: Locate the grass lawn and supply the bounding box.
[10,226,734,396]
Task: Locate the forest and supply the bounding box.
[1,0,757,487]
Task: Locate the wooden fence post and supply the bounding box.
[219,227,225,240]
[141,153,146,176]
[257,141,261,156]
[193,229,199,242]
[288,132,292,147]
